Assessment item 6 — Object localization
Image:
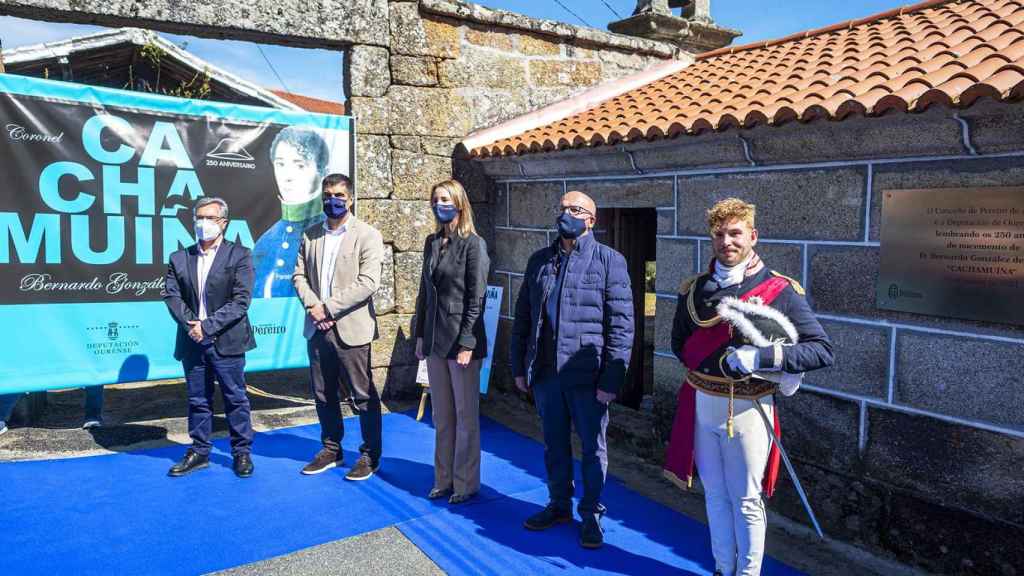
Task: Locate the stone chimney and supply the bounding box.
[609,0,740,54]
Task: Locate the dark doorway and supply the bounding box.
[596,207,657,409]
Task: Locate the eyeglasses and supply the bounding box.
[559,205,593,218]
[194,216,225,222]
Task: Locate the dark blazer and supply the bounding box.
[510,233,635,394]
[162,240,256,361]
[414,232,490,359]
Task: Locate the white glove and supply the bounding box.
[779,372,803,396]
[753,371,804,396]
[725,345,759,375]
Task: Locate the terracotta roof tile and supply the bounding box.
[470,0,1024,158]
[270,90,345,115]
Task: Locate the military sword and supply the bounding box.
[752,398,825,540]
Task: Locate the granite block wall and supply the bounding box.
[0,0,679,398]
[353,2,676,396]
[483,102,1024,574]
[6,0,1024,570]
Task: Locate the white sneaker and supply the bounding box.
[83,419,102,429]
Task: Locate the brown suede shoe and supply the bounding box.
[301,449,343,475]
[344,454,379,481]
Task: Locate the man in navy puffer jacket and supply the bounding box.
[511,190,634,549]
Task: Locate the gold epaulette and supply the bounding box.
[678,274,700,296]
[771,271,805,295]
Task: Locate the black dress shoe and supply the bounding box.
[524,504,572,531]
[233,453,254,478]
[579,515,604,549]
[168,449,209,477]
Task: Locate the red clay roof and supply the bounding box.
[270,89,346,115]
[470,0,1024,158]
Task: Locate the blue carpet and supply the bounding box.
[397,418,802,576]
[0,412,803,575]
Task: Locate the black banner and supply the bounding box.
[1,84,353,303]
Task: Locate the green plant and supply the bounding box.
[124,40,211,100]
[167,67,212,100]
[140,40,165,89]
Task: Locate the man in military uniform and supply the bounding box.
[665,198,833,576]
[252,126,329,298]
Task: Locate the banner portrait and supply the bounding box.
[0,74,355,393]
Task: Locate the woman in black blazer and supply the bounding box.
[414,179,490,504]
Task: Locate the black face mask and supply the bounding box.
[556,212,587,239]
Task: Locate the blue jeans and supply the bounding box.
[532,368,609,519]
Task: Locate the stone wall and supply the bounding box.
[477,99,1024,576]
[0,0,680,400]
[350,1,678,396]
[5,0,1023,570]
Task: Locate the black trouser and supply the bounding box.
[308,329,382,463]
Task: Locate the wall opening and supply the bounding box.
[596,206,657,409]
[0,15,346,105]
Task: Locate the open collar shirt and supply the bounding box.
[196,237,224,321]
[319,220,348,300]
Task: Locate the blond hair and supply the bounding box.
[706,197,756,233]
[431,179,478,238]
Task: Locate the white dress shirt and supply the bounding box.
[319,221,348,300]
[196,239,222,320]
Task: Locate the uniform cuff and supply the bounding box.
[757,344,784,371]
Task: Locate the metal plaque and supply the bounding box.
[878,187,1024,325]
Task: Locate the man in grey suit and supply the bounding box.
[293,173,385,481]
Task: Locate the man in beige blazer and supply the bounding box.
[293,173,385,481]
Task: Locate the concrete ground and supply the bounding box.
[212,527,445,576]
[0,377,927,576]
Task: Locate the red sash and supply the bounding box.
[663,275,788,497]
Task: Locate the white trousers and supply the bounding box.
[694,390,774,576]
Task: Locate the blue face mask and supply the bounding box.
[323,196,348,219]
[433,203,459,224]
[556,211,587,239]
